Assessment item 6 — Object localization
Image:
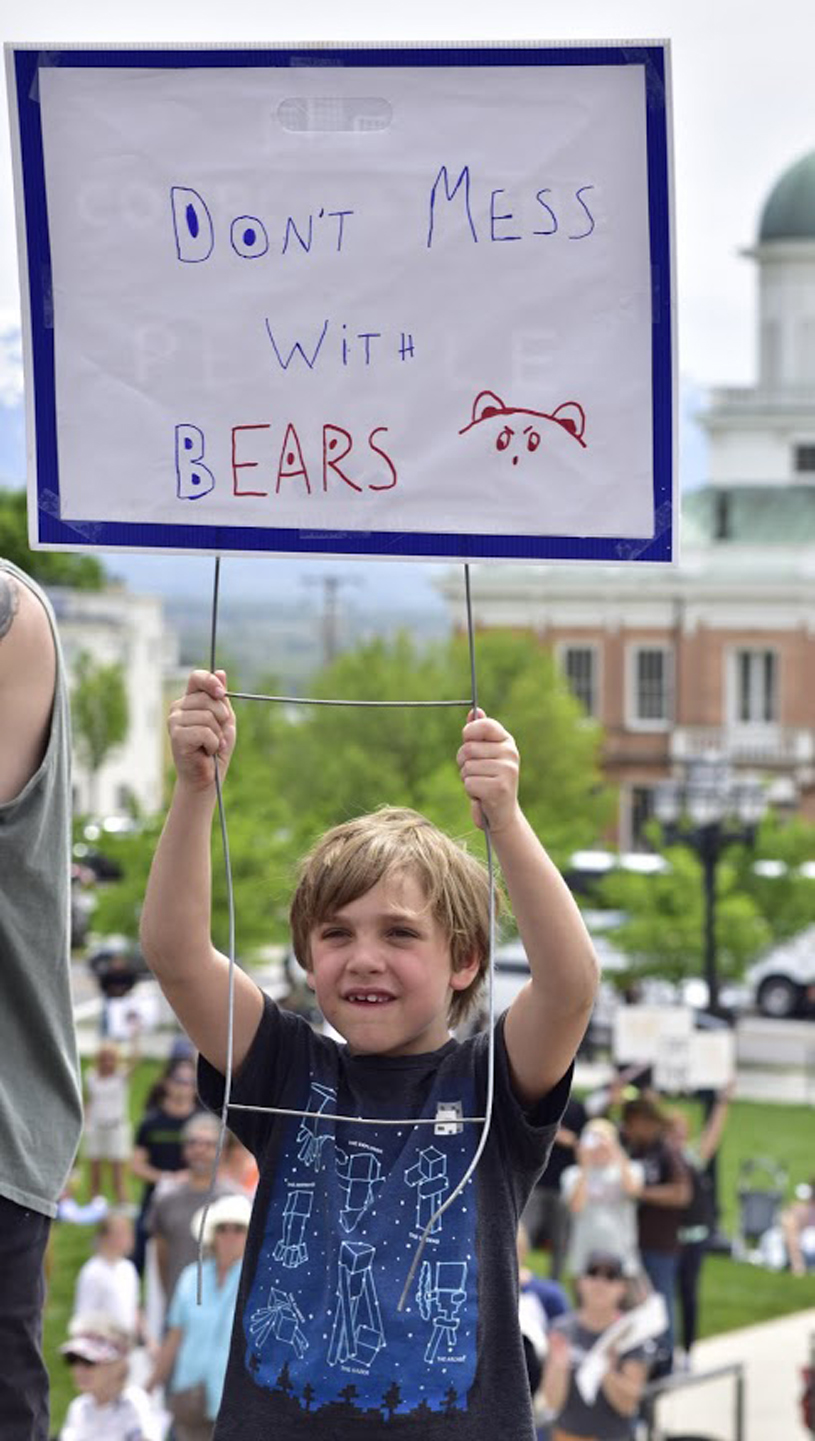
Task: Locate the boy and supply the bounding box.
[140,668,598,1439]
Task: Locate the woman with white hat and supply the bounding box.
[148,1193,251,1441]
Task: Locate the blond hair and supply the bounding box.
[289,806,498,1027]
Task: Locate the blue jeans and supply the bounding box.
[641,1248,679,1374]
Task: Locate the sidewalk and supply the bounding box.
[648,1307,815,1440]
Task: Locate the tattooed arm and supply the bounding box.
[0,567,57,803]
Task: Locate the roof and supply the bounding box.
[682,484,815,545]
[759,151,815,242]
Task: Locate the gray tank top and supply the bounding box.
[0,559,83,1215]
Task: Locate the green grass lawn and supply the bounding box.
[45,1058,161,1433]
[44,1070,815,1432]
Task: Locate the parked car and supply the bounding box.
[747,927,815,1018]
[489,936,626,1055]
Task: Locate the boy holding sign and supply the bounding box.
[140,668,598,1439]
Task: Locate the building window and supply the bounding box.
[628,645,672,728]
[734,649,778,724]
[561,645,598,717]
[794,444,815,473]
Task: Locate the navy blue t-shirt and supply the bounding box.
[199,996,571,1439]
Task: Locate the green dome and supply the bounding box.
[759,151,815,241]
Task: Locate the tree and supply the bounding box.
[72,651,129,814]
[597,846,772,988]
[382,1381,402,1419]
[594,811,815,988]
[0,487,106,589]
[271,628,614,869]
[85,629,614,955]
[733,813,815,944]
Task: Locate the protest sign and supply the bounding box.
[7,42,674,561]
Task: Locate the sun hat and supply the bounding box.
[60,1314,131,1364]
[190,1192,252,1249]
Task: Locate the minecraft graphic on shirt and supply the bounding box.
[243,1064,480,1423]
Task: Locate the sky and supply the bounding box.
[1,0,814,599]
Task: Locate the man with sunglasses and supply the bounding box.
[542,1250,648,1441]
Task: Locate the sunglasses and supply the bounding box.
[64,1354,100,1367]
[585,1265,623,1281]
[215,1223,247,1234]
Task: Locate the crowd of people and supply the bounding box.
[517,1081,733,1438]
[55,1016,737,1441]
[55,1047,257,1440]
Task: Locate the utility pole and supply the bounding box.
[302,574,362,666]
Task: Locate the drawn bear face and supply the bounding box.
[458,390,587,466]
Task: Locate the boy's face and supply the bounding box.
[306,871,479,1057]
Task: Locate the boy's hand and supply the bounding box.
[457,711,520,833]
[168,669,236,792]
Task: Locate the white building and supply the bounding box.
[439,150,815,846]
[49,584,175,817]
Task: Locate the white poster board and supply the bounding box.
[7,42,674,563]
[614,1005,735,1091]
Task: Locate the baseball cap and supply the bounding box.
[582,1249,625,1280]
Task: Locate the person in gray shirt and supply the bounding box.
[543,1249,648,1440]
[0,559,83,1440]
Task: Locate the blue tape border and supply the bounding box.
[11,43,673,564]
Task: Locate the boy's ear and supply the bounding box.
[449,950,481,992]
[304,970,316,991]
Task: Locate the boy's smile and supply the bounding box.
[307,872,478,1056]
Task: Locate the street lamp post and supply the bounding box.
[654,756,767,1017]
[654,756,767,1248]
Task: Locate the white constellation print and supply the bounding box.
[248,1286,309,1359]
[327,1240,386,1370]
[416,1260,468,1363]
[296,1082,335,1170]
[273,1188,313,1268]
[335,1147,384,1233]
[405,1145,449,1234]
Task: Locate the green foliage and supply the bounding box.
[596,811,815,986]
[0,488,106,588]
[82,820,163,938]
[733,813,815,944]
[597,846,772,985]
[72,651,129,813]
[82,630,613,954]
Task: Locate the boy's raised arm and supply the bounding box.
[140,669,264,1074]
[458,713,599,1106]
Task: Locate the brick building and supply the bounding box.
[440,151,815,847]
